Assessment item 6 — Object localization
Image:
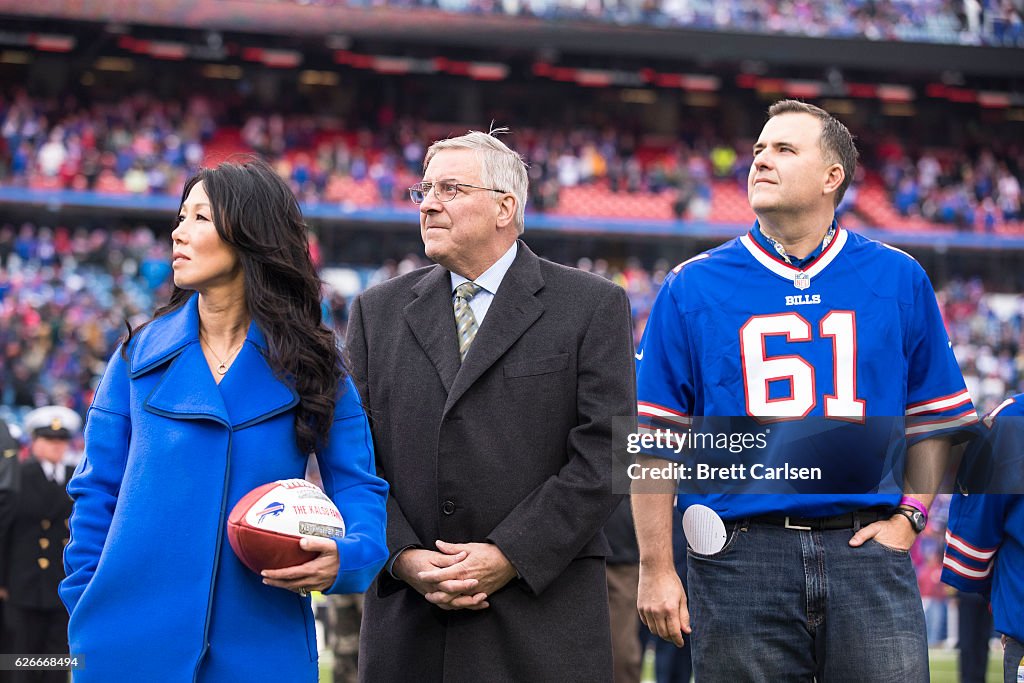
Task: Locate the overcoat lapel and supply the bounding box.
[402,265,461,395]
[444,243,544,414]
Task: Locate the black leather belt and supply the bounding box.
[751,507,895,531]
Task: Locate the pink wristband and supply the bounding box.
[899,495,928,519]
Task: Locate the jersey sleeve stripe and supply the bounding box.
[983,397,1018,428]
[638,401,689,417]
[904,409,979,436]
[942,555,994,580]
[639,416,691,429]
[906,389,973,415]
[945,530,999,560]
[638,417,693,431]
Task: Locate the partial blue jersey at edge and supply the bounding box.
[942,394,1024,643]
[636,226,976,520]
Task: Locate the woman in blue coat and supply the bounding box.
[60,158,389,682]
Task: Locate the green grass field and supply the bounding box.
[316,645,1007,682]
[633,646,1005,682]
[928,647,1005,683]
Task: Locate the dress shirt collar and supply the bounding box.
[39,459,64,485]
[450,241,519,296]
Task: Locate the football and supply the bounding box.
[227,478,346,573]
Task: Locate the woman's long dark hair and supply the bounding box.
[125,157,342,455]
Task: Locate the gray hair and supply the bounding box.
[424,127,528,234]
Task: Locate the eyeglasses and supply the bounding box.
[408,180,507,204]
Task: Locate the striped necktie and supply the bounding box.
[454,282,483,362]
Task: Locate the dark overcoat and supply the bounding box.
[0,458,75,609]
[348,242,637,682]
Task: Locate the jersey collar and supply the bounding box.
[739,221,848,284]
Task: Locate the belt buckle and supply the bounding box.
[784,516,812,531]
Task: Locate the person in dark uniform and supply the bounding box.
[0,417,21,683]
[0,406,80,683]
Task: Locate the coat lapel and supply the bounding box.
[144,344,231,425]
[403,265,461,395]
[217,325,299,429]
[134,294,298,428]
[444,243,544,414]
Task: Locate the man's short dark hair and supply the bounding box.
[768,99,859,208]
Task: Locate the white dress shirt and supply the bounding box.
[40,459,65,486]
[449,241,519,325]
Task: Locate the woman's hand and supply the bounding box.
[260,537,339,595]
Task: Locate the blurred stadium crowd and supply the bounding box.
[283,0,1024,47]
[1,220,1020,424]
[2,90,1023,232]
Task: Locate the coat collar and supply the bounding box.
[130,293,298,428]
[402,240,545,414]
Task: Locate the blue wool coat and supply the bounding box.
[60,294,388,683]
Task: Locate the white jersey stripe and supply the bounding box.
[945,530,998,561]
[942,555,994,580]
[906,389,973,415]
[905,411,979,437]
[637,401,688,417]
[983,396,1017,428]
[638,414,694,427]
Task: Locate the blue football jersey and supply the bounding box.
[636,225,976,520]
[943,394,1024,643]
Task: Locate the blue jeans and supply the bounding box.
[686,522,928,682]
[1004,636,1024,683]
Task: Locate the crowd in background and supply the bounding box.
[285,0,1024,47]
[2,221,1022,420]
[0,90,729,216]
[0,90,210,198]
[878,136,1024,230]
[0,224,169,426]
[2,91,1023,231]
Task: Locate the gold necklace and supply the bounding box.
[200,334,245,375]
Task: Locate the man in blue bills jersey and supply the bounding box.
[632,100,976,681]
[943,394,1024,683]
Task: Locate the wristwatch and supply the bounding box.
[894,507,926,533]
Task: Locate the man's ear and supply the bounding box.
[824,163,845,198]
[496,193,517,229]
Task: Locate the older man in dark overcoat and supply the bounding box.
[348,129,636,682]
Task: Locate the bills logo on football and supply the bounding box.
[257,502,286,524]
[785,294,821,306]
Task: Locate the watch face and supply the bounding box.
[909,510,926,532]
